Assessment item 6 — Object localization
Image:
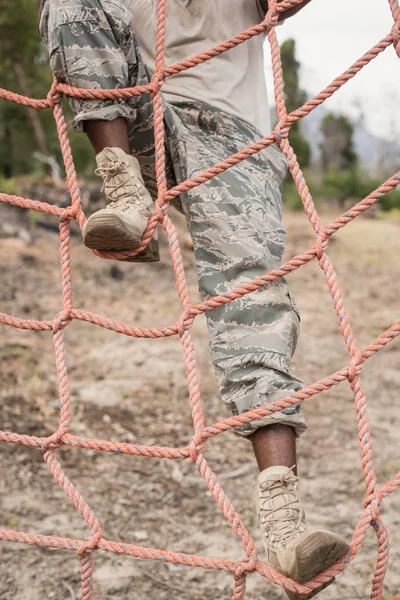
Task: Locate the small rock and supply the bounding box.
[110,265,124,280]
[134,530,148,542]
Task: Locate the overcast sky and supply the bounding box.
[264,0,399,140]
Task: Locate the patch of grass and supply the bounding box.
[283,182,305,211]
[28,210,41,227]
[0,177,16,195]
[377,460,399,482]
[5,512,20,528]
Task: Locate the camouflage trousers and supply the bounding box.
[39,0,307,436]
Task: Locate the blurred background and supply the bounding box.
[1,1,399,599]
[266,0,400,212]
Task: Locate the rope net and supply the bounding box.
[0,0,400,598]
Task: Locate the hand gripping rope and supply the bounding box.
[0,1,400,598]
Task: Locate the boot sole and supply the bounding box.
[83,212,160,262]
[83,212,142,251]
[284,531,349,600]
[285,579,333,600]
[119,237,160,262]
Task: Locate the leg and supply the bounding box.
[84,118,131,155]
[39,0,159,259]
[251,424,296,472]
[183,120,303,466]
[165,102,348,595]
[39,0,143,136]
[166,102,306,440]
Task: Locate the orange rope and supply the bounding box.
[0,1,399,598]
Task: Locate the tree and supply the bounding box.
[320,113,357,171]
[280,39,311,168]
[0,0,51,161]
[320,113,359,207]
[0,0,93,179]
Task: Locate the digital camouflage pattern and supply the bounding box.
[39,0,307,436]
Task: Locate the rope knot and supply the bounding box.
[348,349,363,381]
[46,79,63,108]
[188,431,205,462]
[41,436,62,452]
[153,203,166,224]
[274,116,289,142]
[235,556,257,579]
[177,305,193,338]
[150,71,165,94]
[77,523,103,557]
[365,489,383,523]
[53,308,73,333]
[314,226,330,260]
[43,425,68,450]
[60,205,78,222]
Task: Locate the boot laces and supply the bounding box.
[259,467,306,547]
[95,159,147,209]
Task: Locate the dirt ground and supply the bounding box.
[0,201,399,600]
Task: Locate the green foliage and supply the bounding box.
[280,39,311,168]
[0,177,16,195]
[282,170,318,211]
[0,0,93,180]
[283,167,400,213]
[353,173,400,212]
[0,0,40,71]
[68,128,96,177]
[0,0,48,176]
[321,113,357,171]
[280,39,307,112]
[323,168,361,199]
[319,168,400,211]
[288,127,311,168]
[380,189,400,211]
[29,209,41,227]
[282,182,304,211]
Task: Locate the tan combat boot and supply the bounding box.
[253,466,349,600]
[83,147,159,261]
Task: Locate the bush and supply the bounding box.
[282,182,305,211]
[323,168,361,199]
[282,172,320,211]
[282,168,400,213]
[323,169,400,211]
[379,187,400,212]
[0,177,16,195]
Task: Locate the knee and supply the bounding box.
[40,0,134,85]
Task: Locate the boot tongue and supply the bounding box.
[95,152,132,203]
[257,466,300,525]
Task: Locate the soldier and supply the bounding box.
[38,1,349,595]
